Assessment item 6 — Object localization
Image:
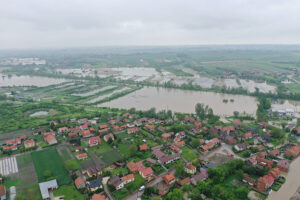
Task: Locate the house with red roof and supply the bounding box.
[99,124,108,129]
[68,132,78,138]
[158,126,166,132]
[80,123,89,130]
[103,133,114,142]
[128,127,139,134]
[90,194,106,200]
[98,128,109,135]
[177,177,191,187]
[44,135,57,145]
[277,160,290,172]
[175,131,186,139]
[185,165,196,174]
[223,126,235,133]
[194,121,202,128]
[3,145,18,151]
[122,174,135,184]
[170,144,182,153]
[145,124,155,131]
[58,127,68,134]
[81,130,92,138]
[184,116,196,123]
[24,139,35,149]
[162,133,172,140]
[89,136,101,147]
[75,177,86,189]
[163,173,175,185]
[243,132,253,140]
[233,120,242,127]
[175,141,185,147]
[127,161,144,173]
[285,145,300,158]
[256,175,274,192]
[139,144,149,151]
[76,153,88,160]
[268,167,280,179]
[139,167,154,180]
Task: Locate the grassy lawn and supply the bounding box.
[117,144,130,158]
[285,83,300,94]
[19,184,42,200]
[60,148,73,160]
[116,132,132,139]
[31,148,71,185]
[4,179,21,188]
[112,167,129,176]
[101,150,123,165]
[53,185,85,200]
[64,158,82,170]
[89,141,112,155]
[181,146,198,161]
[16,153,33,168]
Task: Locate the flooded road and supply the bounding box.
[268,156,300,200]
[100,86,258,116]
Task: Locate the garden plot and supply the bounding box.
[16,154,38,188]
[0,157,18,176]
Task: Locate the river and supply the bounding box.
[99,86,258,116]
[268,156,300,200]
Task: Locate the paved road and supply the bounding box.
[104,183,116,200]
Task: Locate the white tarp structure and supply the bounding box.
[39,179,58,199]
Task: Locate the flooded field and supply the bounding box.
[72,86,116,97]
[100,87,258,116]
[268,156,300,200]
[272,100,300,112]
[88,87,131,103]
[0,74,67,87]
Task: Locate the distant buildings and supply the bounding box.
[0,58,46,66]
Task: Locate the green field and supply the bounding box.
[181,146,198,161]
[19,184,42,200]
[53,185,85,200]
[100,149,123,165]
[31,148,71,185]
[16,153,33,168]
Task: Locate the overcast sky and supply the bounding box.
[0,0,300,49]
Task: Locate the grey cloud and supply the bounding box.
[0,0,300,49]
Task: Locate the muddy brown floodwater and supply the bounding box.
[268,156,300,200]
[100,86,258,116]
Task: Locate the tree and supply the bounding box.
[166,189,184,200]
[144,186,157,195]
[233,111,239,118]
[235,187,248,199]
[64,160,79,171]
[190,139,200,148]
[271,128,284,139]
[175,161,186,179]
[43,170,52,178]
[129,144,137,156]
